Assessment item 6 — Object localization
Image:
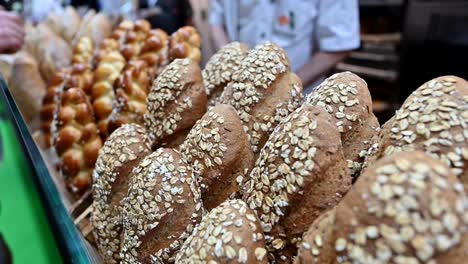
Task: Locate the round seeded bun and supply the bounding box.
[305,71,380,178]
[296,151,468,264]
[180,104,255,210]
[220,41,304,155]
[365,76,468,191]
[176,199,268,263]
[202,42,249,106]
[91,124,152,263]
[242,105,351,262]
[120,148,204,263]
[144,58,207,148]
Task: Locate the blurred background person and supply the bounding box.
[0,6,24,53]
[137,0,193,34]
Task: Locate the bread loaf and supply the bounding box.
[296,151,468,263]
[180,104,254,210]
[169,26,202,63]
[120,20,151,60]
[120,148,204,263]
[176,199,268,263]
[36,31,72,83]
[54,87,103,193]
[220,41,303,154]
[108,60,151,133]
[202,42,249,106]
[45,6,81,44]
[73,11,112,48]
[243,105,351,262]
[138,29,169,78]
[366,76,468,191]
[91,38,126,137]
[305,72,380,178]
[144,58,207,147]
[72,37,94,65]
[92,124,152,263]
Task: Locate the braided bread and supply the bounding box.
[110,20,135,44]
[108,60,151,133]
[120,20,151,60]
[139,29,169,78]
[296,151,468,263]
[92,124,151,263]
[91,38,126,137]
[366,76,468,191]
[180,104,254,210]
[243,105,351,262]
[202,42,249,106]
[72,37,94,65]
[221,41,304,154]
[144,58,207,147]
[169,26,201,63]
[176,199,268,263]
[120,148,204,263]
[54,87,103,193]
[305,72,380,178]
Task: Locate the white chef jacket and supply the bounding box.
[209,0,360,91]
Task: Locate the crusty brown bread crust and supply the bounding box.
[176,199,268,263]
[220,42,304,155]
[365,76,468,191]
[180,104,254,210]
[202,42,249,106]
[305,72,380,178]
[144,58,207,147]
[120,148,204,263]
[296,151,468,264]
[243,105,351,262]
[91,124,151,263]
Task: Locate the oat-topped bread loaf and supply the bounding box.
[107,60,151,133]
[169,26,202,63]
[243,105,351,262]
[179,104,254,210]
[296,151,468,264]
[220,41,303,155]
[91,124,152,263]
[366,76,468,191]
[305,72,380,178]
[202,42,249,106]
[120,148,204,263]
[176,199,268,263]
[53,88,103,193]
[144,58,207,147]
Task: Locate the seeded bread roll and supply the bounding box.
[180,104,254,210]
[169,26,202,63]
[243,105,351,262]
[176,199,268,263]
[202,42,249,106]
[305,72,380,178]
[296,151,468,264]
[92,124,152,263]
[54,88,103,193]
[221,41,303,155]
[144,58,207,147]
[120,148,203,263]
[366,76,468,191]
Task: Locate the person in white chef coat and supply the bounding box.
[209,0,360,94]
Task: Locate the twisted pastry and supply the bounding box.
[169,26,201,63]
[138,29,169,78]
[120,19,151,60]
[53,87,103,194]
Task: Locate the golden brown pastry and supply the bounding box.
[120,148,204,263]
[144,58,207,147]
[120,20,152,60]
[72,37,94,65]
[176,199,268,263]
[220,41,304,154]
[296,151,468,264]
[305,72,380,178]
[138,29,169,78]
[243,105,351,262]
[366,76,468,191]
[179,104,255,210]
[169,26,202,63]
[53,87,103,194]
[92,124,152,263]
[202,42,249,106]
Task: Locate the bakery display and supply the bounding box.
[296,151,468,263]
[179,104,254,210]
[176,199,268,263]
[305,72,380,178]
